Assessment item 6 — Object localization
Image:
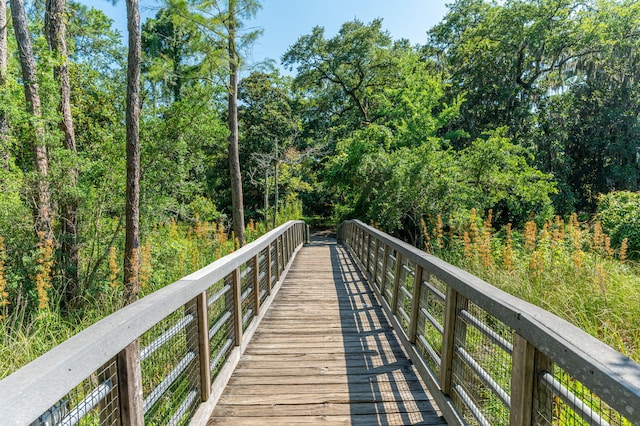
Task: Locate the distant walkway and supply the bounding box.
[208,234,446,425]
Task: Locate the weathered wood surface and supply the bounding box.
[209,235,446,425]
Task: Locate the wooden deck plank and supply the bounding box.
[208,235,446,425]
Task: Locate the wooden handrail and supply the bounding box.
[0,220,307,425]
[340,219,640,425]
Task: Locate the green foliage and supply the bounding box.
[597,191,640,257]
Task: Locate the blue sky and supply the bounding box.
[79,0,450,67]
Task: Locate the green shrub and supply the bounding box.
[596,191,640,258]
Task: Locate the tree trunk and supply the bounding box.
[11,0,52,240]
[264,168,269,229]
[273,139,278,229]
[227,0,246,246]
[123,0,141,305]
[0,0,9,171]
[45,0,80,308]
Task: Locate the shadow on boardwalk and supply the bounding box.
[208,233,444,425]
[325,234,444,425]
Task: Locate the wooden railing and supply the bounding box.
[339,220,640,426]
[0,220,308,425]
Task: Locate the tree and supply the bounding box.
[45,0,80,307]
[238,70,301,223]
[207,0,260,246]
[123,0,141,305]
[11,0,53,241]
[283,19,407,133]
[427,0,600,142]
[0,0,8,171]
[227,0,244,245]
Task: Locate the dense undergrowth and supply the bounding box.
[421,209,640,362]
[0,201,302,380]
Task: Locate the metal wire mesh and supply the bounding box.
[533,364,633,425]
[140,304,200,425]
[259,248,270,305]
[396,259,416,334]
[240,260,255,331]
[416,273,445,376]
[451,298,513,425]
[32,359,120,425]
[208,277,234,380]
[382,251,397,305]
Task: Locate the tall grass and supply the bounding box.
[0,216,274,380]
[422,210,640,362]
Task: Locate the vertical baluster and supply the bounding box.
[253,254,260,313]
[380,244,390,296]
[267,243,272,295]
[391,252,403,314]
[510,333,554,425]
[117,340,144,425]
[372,238,380,288]
[440,288,468,395]
[232,268,242,346]
[185,294,210,402]
[409,265,425,343]
[275,236,281,280]
[365,233,372,273]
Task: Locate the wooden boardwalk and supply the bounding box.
[208,235,446,425]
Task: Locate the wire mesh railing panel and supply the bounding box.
[33,359,120,426]
[451,298,512,425]
[534,364,634,426]
[397,259,416,334]
[140,304,200,425]
[383,251,397,305]
[259,248,270,304]
[416,274,446,376]
[239,262,254,331]
[209,276,234,380]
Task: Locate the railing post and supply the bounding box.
[372,238,380,288]
[185,293,210,403]
[266,243,272,295]
[253,254,260,314]
[510,333,535,426]
[195,292,211,401]
[391,252,403,314]
[232,268,242,346]
[380,244,390,295]
[440,287,468,395]
[408,265,425,344]
[365,233,372,273]
[117,340,144,425]
[510,333,554,425]
[275,236,281,279]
